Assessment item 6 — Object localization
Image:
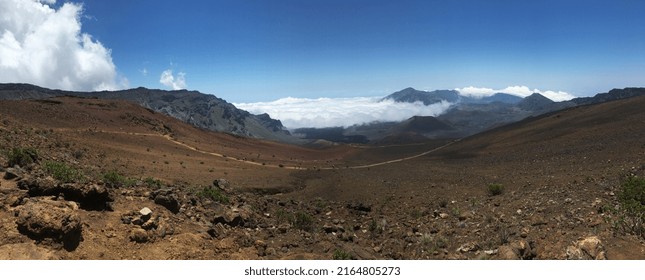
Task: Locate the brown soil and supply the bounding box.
[0,95,643,259]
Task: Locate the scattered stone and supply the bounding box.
[498,245,519,260]
[139,207,152,218]
[323,224,335,233]
[4,168,24,180]
[497,240,534,260]
[346,202,371,212]
[213,211,244,227]
[458,211,473,221]
[129,228,149,243]
[156,218,174,238]
[213,179,232,193]
[350,246,376,260]
[457,242,479,253]
[484,249,498,255]
[566,236,606,260]
[207,223,227,238]
[530,216,548,226]
[277,224,290,234]
[151,189,180,213]
[141,216,158,230]
[14,198,82,250]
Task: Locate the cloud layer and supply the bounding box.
[0,0,123,91]
[159,69,186,90]
[235,97,453,129]
[456,86,575,101]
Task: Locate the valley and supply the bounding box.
[0,88,644,259]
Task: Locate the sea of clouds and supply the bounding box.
[235,97,454,129]
[455,86,574,101]
[236,86,575,129]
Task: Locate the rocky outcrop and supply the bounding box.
[18,178,113,211]
[14,198,82,250]
[566,236,607,260]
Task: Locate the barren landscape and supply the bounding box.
[0,92,643,260]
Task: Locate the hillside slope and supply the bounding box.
[0,83,296,143]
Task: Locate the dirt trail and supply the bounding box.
[61,129,457,170]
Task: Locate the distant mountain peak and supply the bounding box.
[384,88,459,105]
[524,92,553,101]
[517,92,555,111]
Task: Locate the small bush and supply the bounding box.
[44,161,84,183]
[6,147,38,167]
[275,209,290,224]
[332,249,352,260]
[103,170,135,188]
[143,177,162,188]
[487,183,504,196]
[616,176,645,237]
[368,218,383,235]
[197,186,229,204]
[291,211,314,231]
[273,210,314,232]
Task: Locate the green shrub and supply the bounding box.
[6,147,38,167]
[44,161,84,183]
[616,176,645,237]
[273,210,314,232]
[291,211,314,231]
[487,183,504,196]
[196,186,229,204]
[143,177,162,188]
[332,249,352,260]
[103,170,135,187]
[275,209,290,224]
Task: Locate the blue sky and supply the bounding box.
[2,0,645,103]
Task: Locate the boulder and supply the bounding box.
[19,178,113,211]
[15,198,82,250]
[497,240,535,260]
[129,228,149,243]
[151,189,180,213]
[213,179,232,193]
[566,236,606,260]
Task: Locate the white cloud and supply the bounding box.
[235,97,453,129]
[159,69,186,90]
[0,0,124,91]
[455,86,496,98]
[455,85,575,101]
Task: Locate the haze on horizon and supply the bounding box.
[1,0,644,103]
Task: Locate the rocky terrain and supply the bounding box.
[0,93,644,260]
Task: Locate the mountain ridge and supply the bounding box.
[0,83,296,143]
